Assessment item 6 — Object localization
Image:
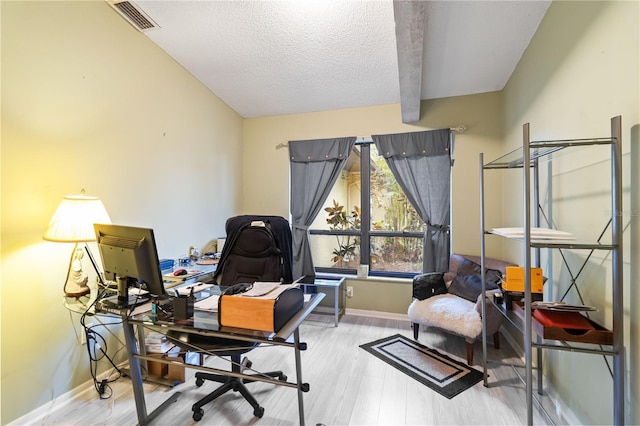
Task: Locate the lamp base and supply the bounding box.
[64,246,90,297]
[64,277,90,298]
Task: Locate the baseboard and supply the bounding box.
[346,308,409,322]
[7,368,119,425]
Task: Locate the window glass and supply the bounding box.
[370,236,422,273]
[309,234,360,269]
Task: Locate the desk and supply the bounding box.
[102,288,324,426]
[299,276,345,327]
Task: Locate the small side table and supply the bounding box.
[299,276,346,326]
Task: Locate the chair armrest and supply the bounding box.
[475,291,504,334]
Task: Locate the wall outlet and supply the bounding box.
[346,286,353,298]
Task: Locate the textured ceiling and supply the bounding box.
[126,0,550,119]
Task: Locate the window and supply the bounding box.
[309,142,428,278]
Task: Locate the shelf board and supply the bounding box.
[483,136,615,169]
[484,231,616,250]
[529,241,616,250]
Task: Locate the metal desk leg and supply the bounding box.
[122,320,181,425]
[333,285,339,327]
[294,328,306,426]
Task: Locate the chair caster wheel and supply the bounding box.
[254,406,264,418]
[193,408,204,421]
[195,377,204,387]
[279,373,287,381]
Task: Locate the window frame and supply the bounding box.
[309,141,427,279]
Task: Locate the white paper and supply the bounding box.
[176,282,214,296]
[239,283,299,299]
[194,295,219,312]
[241,282,280,297]
[491,227,574,240]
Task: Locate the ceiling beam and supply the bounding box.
[393,1,426,124]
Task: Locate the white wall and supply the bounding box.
[1,2,243,423]
[501,1,639,424]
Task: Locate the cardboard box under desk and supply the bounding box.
[219,286,303,332]
[165,354,185,383]
[512,302,613,345]
[147,353,168,378]
[146,351,186,383]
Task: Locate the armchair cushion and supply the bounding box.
[408,294,481,340]
[456,257,503,285]
[448,271,500,302]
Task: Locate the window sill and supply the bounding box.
[352,275,411,284]
[317,272,411,284]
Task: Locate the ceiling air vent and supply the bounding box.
[107,0,159,32]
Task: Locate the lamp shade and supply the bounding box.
[43,195,111,242]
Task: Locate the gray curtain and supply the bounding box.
[372,129,452,273]
[289,137,357,280]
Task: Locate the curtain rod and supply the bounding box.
[275,124,468,149]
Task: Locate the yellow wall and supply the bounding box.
[1,1,243,423]
[501,1,639,424]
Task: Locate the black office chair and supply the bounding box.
[167,216,293,422]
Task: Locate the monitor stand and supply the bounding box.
[98,276,149,310]
[99,294,150,310]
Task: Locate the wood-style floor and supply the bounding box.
[20,313,566,425]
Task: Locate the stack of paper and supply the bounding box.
[491,227,575,240]
[194,295,219,312]
[532,301,597,312]
[176,282,214,296]
[240,283,298,299]
[241,282,281,297]
[145,332,172,353]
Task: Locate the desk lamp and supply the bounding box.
[43,192,111,304]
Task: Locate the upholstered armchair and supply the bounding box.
[407,254,514,365]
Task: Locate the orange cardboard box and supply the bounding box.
[147,353,168,378]
[219,286,303,332]
[503,266,544,293]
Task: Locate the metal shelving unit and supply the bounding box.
[478,116,623,425]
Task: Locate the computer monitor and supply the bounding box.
[94,223,167,308]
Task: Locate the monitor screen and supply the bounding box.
[94,224,167,305]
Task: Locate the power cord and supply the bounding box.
[76,280,152,398]
[79,294,125,399]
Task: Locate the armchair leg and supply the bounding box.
[412,323,419,340]
[465,342,474,365]
[465,333,499,366]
